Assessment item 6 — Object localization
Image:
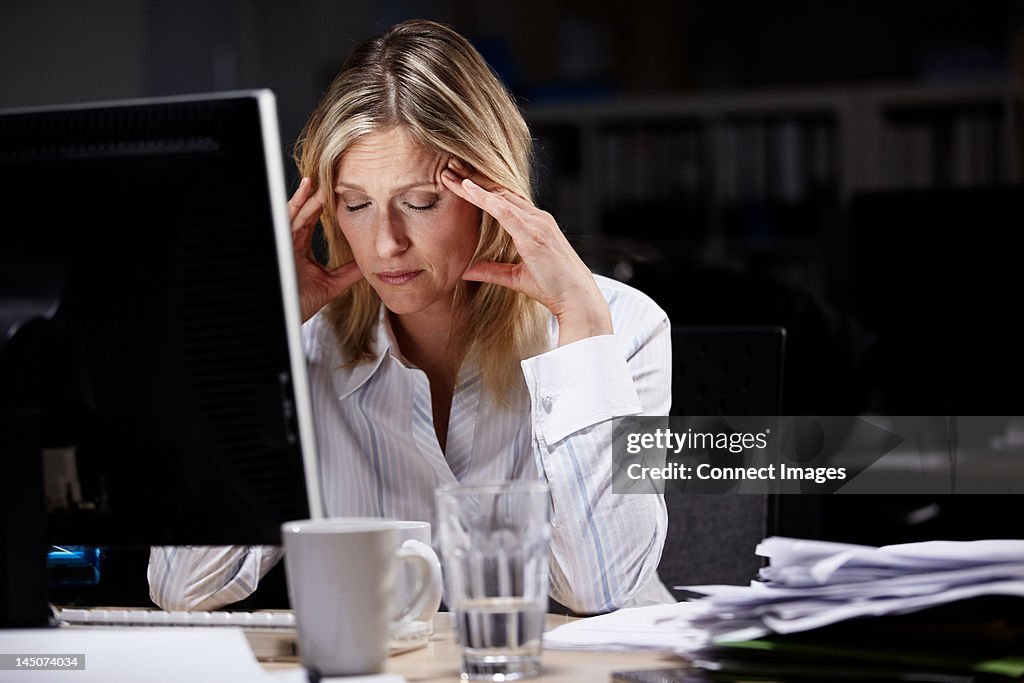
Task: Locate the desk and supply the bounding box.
[264,613,689,682]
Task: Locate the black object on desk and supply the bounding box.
[612,668,711,682]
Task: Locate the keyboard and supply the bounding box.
[59,608,298,661]
[58,607,432,660]
[59,607,296,628]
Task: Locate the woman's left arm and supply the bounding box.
[442,164,671,614]
[441,162,613,348]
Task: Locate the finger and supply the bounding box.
[301,260,364,322]
[325,259,364,293]
[462,260,521,291]
[445,168,547,236]
[493,187,537,213]
[288,177,312,222]
[442,172,529,235]
[446,159,536,211]
[291,190,324,235]
[446,157,502,192]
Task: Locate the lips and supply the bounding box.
[375,270,423,286]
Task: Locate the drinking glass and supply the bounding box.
[436,481,551,681]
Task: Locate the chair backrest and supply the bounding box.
[671,325,785,416]
[659,325,785,593]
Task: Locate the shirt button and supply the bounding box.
[541,394,554,412]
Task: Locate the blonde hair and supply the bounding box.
[294,19,548,401]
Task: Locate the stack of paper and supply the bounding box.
[546,537,1024,678]
[682,537,1024,638]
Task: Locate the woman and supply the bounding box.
[149,19,672,614]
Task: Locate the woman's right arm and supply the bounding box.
[147,545,283,610]
[290,177,363,322]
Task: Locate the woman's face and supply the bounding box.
[333,127,480,320]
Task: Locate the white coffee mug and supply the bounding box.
[384,520,442,644]
[281,518,441,677]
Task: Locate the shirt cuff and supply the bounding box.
[521,334,642,445]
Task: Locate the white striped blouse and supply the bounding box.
[149,274,672,614]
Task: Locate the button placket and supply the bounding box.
[408,367,456,484]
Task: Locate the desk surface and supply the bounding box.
[264,613,688,682]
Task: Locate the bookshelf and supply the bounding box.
[526,84,1022,296]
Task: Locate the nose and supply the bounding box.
[374,208,410,259]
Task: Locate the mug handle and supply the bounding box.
[393,539,442,624]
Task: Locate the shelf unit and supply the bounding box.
[526,84,1022,295]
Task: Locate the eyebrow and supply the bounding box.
[334,180,437,193]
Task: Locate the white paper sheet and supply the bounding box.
[760,580,1024,634]
[757,537,1024,583]
[0,627,271,683]
[543,602,712,652]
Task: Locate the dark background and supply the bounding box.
[3,1,1020,133]
[3,0,1020,414]
[3,1,1022,603]
[2,1,1015,154]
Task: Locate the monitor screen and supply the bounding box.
[0,91,322,548]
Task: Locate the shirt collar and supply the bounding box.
[328,305,484,400]
[329,305,422,401]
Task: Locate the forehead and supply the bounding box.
[336,127,442,184]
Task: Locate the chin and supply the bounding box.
[376,287,455,319]
[376,291,431,317]
[382,302,422,316]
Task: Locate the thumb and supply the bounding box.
[462,261,520,291]
[326,260,364,296]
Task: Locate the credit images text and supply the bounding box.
[611,416,1024,495]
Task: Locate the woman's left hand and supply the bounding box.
[441,161,612,347]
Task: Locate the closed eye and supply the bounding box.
[404,199,438,212]
[345,202,371,213]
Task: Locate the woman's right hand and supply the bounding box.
[289,177,364,322]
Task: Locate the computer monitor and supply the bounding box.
[0,91,323,623]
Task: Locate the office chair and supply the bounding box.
[670,326,786,417]
[659,325,785,593]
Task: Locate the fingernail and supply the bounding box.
[448,157,467,171]
[442,168,459,181]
